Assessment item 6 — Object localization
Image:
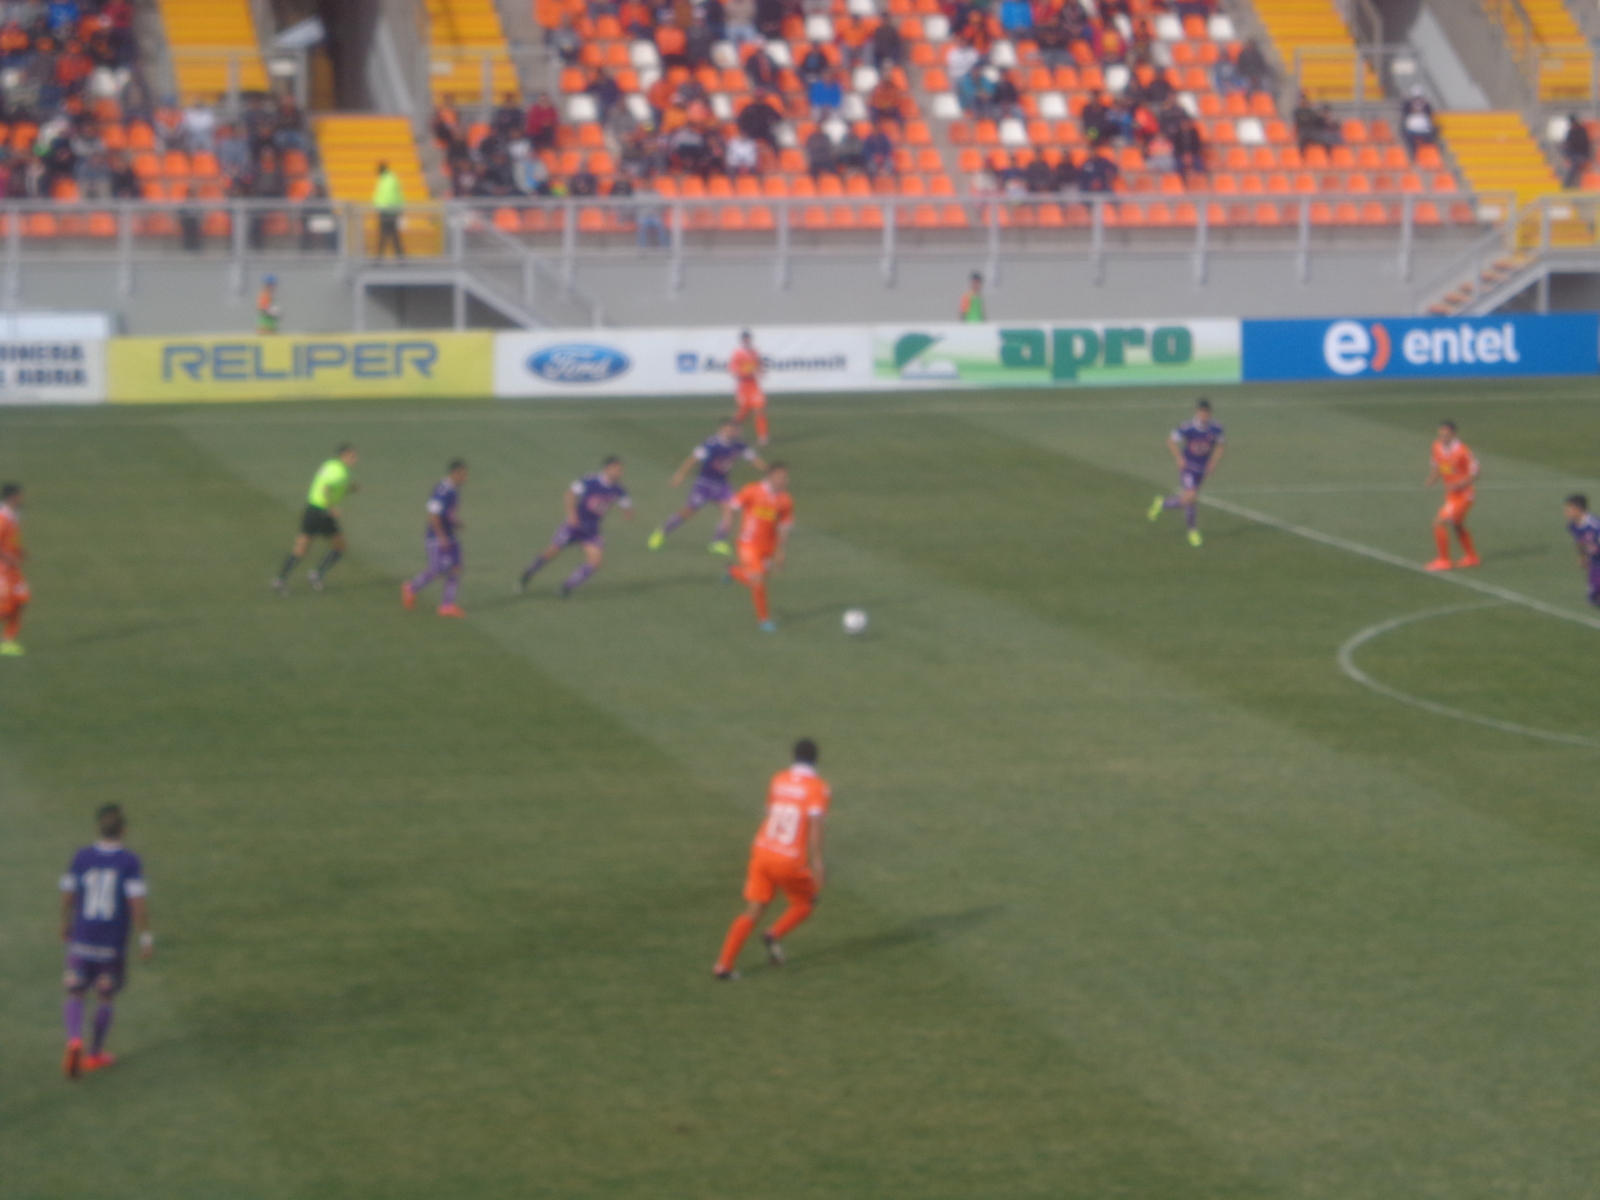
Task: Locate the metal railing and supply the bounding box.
[1289,44,1438,112]
[1486,0,1542,99]
[167,48,297,110]
[426,45,559,109]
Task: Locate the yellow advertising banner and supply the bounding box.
[108,332,494,403]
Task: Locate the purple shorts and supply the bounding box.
[425,538,462,572]
[65,952,125,995]
[1180,468,1207,492]
[687,477,734,510]
[551,523,601,550]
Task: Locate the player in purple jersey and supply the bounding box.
[59,804,153,1078]
[402,460,469,618]
[1149,398,1226,547]
[518,456,633,597]
[1564,494,1600,607]
[647,419,768,556]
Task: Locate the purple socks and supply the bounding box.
[661,512,685,534]
[713,513,731,539]
[1184,504,1197,529]
[92,1003,113,1054]
[441,574,459,605]
[563,562,595,592]
[63,995,83,1040]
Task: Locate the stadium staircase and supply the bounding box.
[426,0,520,103]
[1248,0,1376,101]
[315,115,442,255]
[1484,0,1593,102]
[159,0,269,98]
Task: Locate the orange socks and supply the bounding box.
[749,582,769,621]
[717,914,757,974]
[768,900,813,941]
[1457,527,1476,559]
[1434,526,1451,559]
[754,411,769,442]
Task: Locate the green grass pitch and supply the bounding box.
[4,379,1600,1199]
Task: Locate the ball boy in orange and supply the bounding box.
[0,483,30,656]
[714,739,831,980]
[728,329,768,446]
[1425,420,1480,571]
[727,463,792,632]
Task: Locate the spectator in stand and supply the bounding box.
[868,74,906,127]
[107,150,138,198]
[273,95,313,157]
[726,129,760,175]
[514,145,551,194]
[434,99,466,156]
[1080,92,1114,147]
[808,67,842,118]
[1023,154,1053,193]
[1563,113,1592,188]
[569,158,599,196]
[946,37,980,84]
[726,0,758,43]
[999,0,1031,35]
[551,16,581,64]
[1399,87,1437,158]
[798,41,830,87]
[686,18,715,68]
[1293,93,1338,151]
[1051,154,1078,191]
[1175,0,1213,19]
[704,0,726,41]
[835,125,865,173]
[838,14,873,71]
[804,124,835,180]
[55,38,91,99]
[372,161,405,258]
[744,42,780,90]
[526,92,559,151]
[754,0,784,38]
[217,123,249,178]
[619,0,653,38]
[656,20,688,69]
[587,68,622,123]
[1078,151,1118,192]
[47,0,78,39]
[871,18,902,69]
[737,90,782,154]
[1233,39,1271,95]
[862,122,893,178]
[992,68,1021,118]
[1174,118,1205,182]
[1035,10,1070,67]
[39,130,75,195]
[490,93,522,140]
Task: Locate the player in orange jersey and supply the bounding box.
[727,463,792,632]
[1425,420,1480,571]
[714,739,831,979]
[728,329,769,446]
[0,483,29,656]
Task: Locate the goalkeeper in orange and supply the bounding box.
[1425,420,1480,571]
[729,329,769,446]
[726,463,792,633]
[714,738,831,980]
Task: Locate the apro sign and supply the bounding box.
[526,344,631,384]
[1244,314,1599,381]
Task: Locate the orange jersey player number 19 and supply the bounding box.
[729,329,769,446]
[715,739,830,980]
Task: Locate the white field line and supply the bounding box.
[1200,494,1600,634]
[1336,603,1600,750]
[1218,481,1598,495]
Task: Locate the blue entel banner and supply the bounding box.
[1242,313,1600,381]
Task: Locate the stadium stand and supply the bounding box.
[1485,0,1593,103]
[1247,0,1374,102]
[1436,111,1560,205]
[316,113,440,252]
[160,0,269,98]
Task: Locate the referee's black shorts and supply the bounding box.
[300,505,340,537]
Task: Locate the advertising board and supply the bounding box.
[0,339,105,404]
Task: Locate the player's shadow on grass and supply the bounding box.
[1479,544,1550,564]
[780,594,919,628]
[778,905,1004,974]
[470,572,719,610]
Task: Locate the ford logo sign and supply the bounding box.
[527,344,631,384]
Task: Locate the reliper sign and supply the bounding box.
[1242,314,1600,381]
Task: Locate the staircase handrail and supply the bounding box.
[1485,0,1542,101]
[460,214,607,326]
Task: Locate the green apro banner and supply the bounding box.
[874,320,1241,388]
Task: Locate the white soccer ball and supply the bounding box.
[842,608,868,635]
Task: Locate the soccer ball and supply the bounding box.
[842,608,868,635]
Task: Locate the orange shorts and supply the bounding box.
[1438,488,1474,524]
[735,381,765,414]
[744,850,817,906]
[737,540,774,578]
[0,570,28,615]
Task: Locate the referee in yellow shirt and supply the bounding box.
[272,444,359,595]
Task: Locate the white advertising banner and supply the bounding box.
[0,338,106,404]
[494,326,874,398]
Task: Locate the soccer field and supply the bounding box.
[4,380,1600,1199]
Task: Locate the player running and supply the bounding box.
[518,456,633,597]
[272,444,359,595]
[727,463,792,633]
[729,329,769,447]
[647,419,768,556]
[1565,494,1600,607]
[402,459,469,618]
[714,739,830,980]
[60,804,153,1078]
[1425,420,1480,571]
[0,482,29,656]
[1148,399,1225,547]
